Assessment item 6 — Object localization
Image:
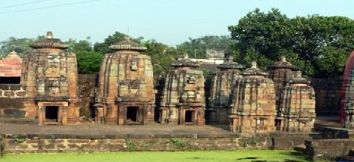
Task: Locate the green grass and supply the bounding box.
[0,150,311,162]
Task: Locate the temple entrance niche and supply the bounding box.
[119,104,145,125]
[185,110,194,123]
[37,101,68,125]
[45,106,59,123]
[126,106,138,123]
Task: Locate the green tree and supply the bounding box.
[229,8,354,77]
[76,51,103,74]
[66,38,103,74]
[0,37,34,57]
[177,35,234,59]
[143,40,179,76]
[93,32,128,54]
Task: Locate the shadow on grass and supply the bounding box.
[278,150,312,162]
[237,156,258,160]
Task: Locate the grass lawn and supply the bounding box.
[0,150,314,162]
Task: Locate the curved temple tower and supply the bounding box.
[22,32,79,125]
[342,51,354,128]
[279,71,316,132]
[159,55,205,125]
[269,56,298,96]
[230,62,276,134]
[95,38,154,125]
[207,54,243,124]
[268,56,298,129]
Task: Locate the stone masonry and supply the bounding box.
[21,32,80,125]
[230,62,276,134]
[0,51,26,118]
[95,38,154,125]
[268,56,298,129]
[207,54,243,124]
[279,71,316,132]
[159,54,205,125]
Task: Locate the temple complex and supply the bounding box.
[159,54,205,125]
[207,54,243,124]
[230,62,276,134]
[21,32,80,125]
[94,38,154,125]
[278,71,316,132]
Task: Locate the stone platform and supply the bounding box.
[0,123,233,137]
[0,123,314,153]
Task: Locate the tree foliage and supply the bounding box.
[177,35,234,59]
[93,32,128,54]
[67,39,103,74]
[76,51,103,74]
[0,37,34,57]
[229,8,354,77]
[143,40,179,76]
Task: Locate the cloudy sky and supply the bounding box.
[0,0,353,46]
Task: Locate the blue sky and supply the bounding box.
[0,0,353,46]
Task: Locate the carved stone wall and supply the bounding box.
[230,62,276,134]
[279,71,316,132]
[159,55,205,125]
[207,55,243,124]
[95,38,154,125]
[21,32,79,125]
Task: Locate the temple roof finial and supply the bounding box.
[46,31,53,39]
[280,56,287,62]
[251,61,257,69]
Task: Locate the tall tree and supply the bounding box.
[143,40,179,76]
[229,8,354,77]
[93,32,128,54]
[0,37,34,57]
[177,35,234,59]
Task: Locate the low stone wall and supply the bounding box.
[269,133,314,149]
[305,139,354,160]
[0,133,314,153]
[2,134,272,153]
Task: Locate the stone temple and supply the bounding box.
[342,50,354,128]
[278,71,316,132]
[95,38,154,125]
[21,32,80,125]
[268,56,298,129]
[207,54,243,124]
[230,62,276,134]
[0,51,24,119]
[159,54,205,125]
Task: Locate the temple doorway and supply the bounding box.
[185,110,194,123]
[45,106,59,123]
[126,106,138,123]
